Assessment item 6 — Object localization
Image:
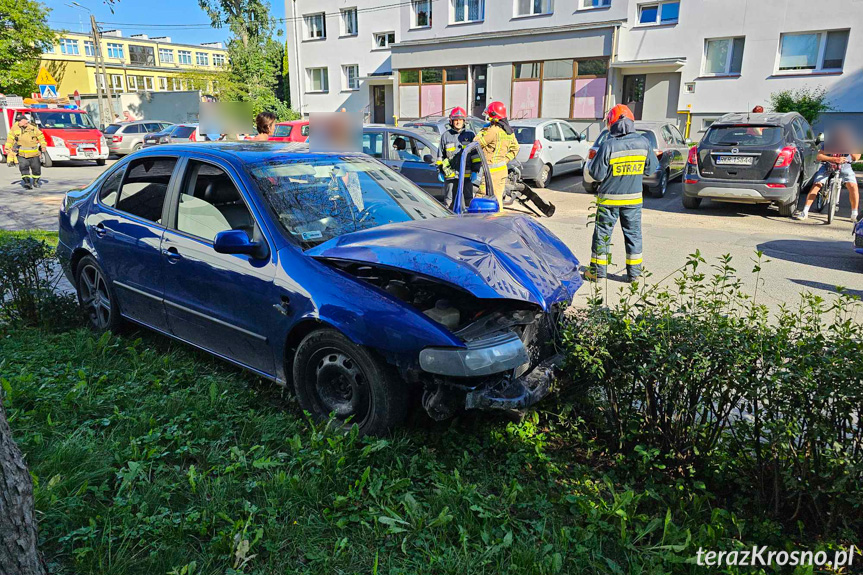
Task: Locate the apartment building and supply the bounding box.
[286,0,861,136]
[41,30,228,98]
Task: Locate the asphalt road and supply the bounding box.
[1,159,861,311]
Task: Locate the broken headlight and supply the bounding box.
[419,331,529,377]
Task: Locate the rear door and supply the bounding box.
[699,124,784,181]
[541,123,567,172]
[667,124,689,177]
[559,122,588,173]
[792,118,819,183]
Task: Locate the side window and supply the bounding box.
[388,133,422,161]
[408,136,433,161]
[469,119,484,134]
[660,125,675,146]
[115,157,177,224]
[174,160,255,242]
[125,124,143,134]
[99,166,125,207]
[559,122,581,142]
[144,123,161,132]
[543,124,563,142]
[362,132,384,158]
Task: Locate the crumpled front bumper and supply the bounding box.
[464,353,561,411]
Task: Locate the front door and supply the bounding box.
[160,157,278,376]
[385,132,443,200]
[372,85,386,124]
[472,65,488,118]
[622,75,646,121]
[88,156,178,331]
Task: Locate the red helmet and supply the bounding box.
[449,107,467,121]
[484,101,507,121]
[606,104,635,125]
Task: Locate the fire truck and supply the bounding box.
[1,96,108,167]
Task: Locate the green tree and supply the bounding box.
[198,0,297,120]
[0,0,56,96]
[769,86,834,125]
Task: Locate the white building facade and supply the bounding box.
[286,0,862,137]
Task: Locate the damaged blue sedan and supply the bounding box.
[57,143,582,434]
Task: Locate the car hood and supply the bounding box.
[306,214,582,310]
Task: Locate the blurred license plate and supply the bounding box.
[716,156,753,166]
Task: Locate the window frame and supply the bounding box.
[306,67,329,93]
[106,42,124,59]
[775,29,849,74]
[373,32,396,50]
[108,156,181,227]
[342,64,360,91]
[159,77,168,91]
[636,1,679,26]
[514,0,554,18]
[196,52,209,66]
[397,67,468,115]
[110,74,124,91]
[451,0,485,24]
[159,48,174,63]
[127,76,139,92]
[579,0,610,9]
[143,76,154,91]
[213,53,226,66]
[702,36,746,77]
[84,40,96,56]
[511,58,609,120]
[340,8,358,36]
[60,38,80,55]
[178,50,193,65]
[412,0,433,28]
[304,13,327,40]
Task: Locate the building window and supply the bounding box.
[196,52,209,66]
[341,8,358,36]
[159,48,174,63]
[110,74,124,91]
[107,43,124,59]
[399,67,468,117]
[178,50,192,65]
[128,76,139,92]
[343,65,359,91]
[45,43,55,54]
[412,0,432,27]
[451,0,484,23]
[374,32,396,49]
[84,40,96,56]
[158,77,168,90]
[581,0,610,8]
[703,37,745,76]
[778,30,849,72]
[511,59,608,119]
[143,76,154,90]
[307,67,329,92]
[515,0,553,17]
[60,38,80,55]
[305,13,326,39]
[95,73,106,90]
[637,1,679,25]
[213,53,225,66]
[129,45,156,66]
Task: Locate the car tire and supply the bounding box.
[652,170,669,198]
[75,255,122,333]
[133,143,143,152]
[41,152,53,168]
[682,195,702,209]
[778,200,796,217]
[96,159,106,166]
[292,328,408,436]
[533,164,552,189]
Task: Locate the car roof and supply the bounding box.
[134,142,366,162]
[364,125,433,140]
[510,118,558,127]
[713,112,797,126]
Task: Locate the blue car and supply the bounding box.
[57,143,582,434]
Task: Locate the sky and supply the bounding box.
[42,0,277,46]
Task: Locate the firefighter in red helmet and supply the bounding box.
[475,101,519,211]
[437,106,477,210]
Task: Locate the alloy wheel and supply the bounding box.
[79,264,112,330]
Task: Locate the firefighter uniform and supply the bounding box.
[438,125,476,210]
[587,116,659,281]
[475,123,519,210]
[6,121,47,189]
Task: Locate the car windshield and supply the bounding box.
[33,111,96,129]
[248,155,451,249]
[514,127,536,145]
[104,124,122,134]
[706,126,782,147]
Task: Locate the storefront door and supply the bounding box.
[472,65,488,118]
[622,74,646,120]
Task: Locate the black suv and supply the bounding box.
[682,112,820,216]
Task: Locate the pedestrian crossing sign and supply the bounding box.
[35,68,58,86]
[39,84,58,98]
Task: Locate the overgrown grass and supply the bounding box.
[1,324,852,575]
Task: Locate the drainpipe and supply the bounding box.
[291,0,304,114]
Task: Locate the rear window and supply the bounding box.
[705,126,782,147]
[172,126,195,138]
[637,130,658,148]
[514,127,535,145]
[402,123,439,137]
[273,125,291,137]
[104,124,122,134]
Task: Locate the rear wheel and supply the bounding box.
[682,195,702,209]
[41,152,53,168]
[534,164,551,189]
[778,200,796,217]
[96,159,106,166]
[292,329,408,436]
[651,170,669,198]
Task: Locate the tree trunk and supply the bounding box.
[0,394,46,575]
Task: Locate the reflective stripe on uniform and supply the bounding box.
[590,256,608,265]
[609,150,648,177]
[597,192,643,206]
[445,146,456,152]
[489,161,507,173]
[471,156,482,162]
[626,254,643,265]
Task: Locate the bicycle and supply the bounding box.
[813,163,842,225]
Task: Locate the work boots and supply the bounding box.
[22,178,33,190]
[33,178,42,188]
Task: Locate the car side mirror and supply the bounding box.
[466,197,499,214]
[423,154,435,164]
[214,230,266,259]
[816,133,825,144]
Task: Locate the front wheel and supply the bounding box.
[827,180,839,224]
[292,329,408,436]
[75,256,122,332]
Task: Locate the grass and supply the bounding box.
[2,325,840,575]
[0,229,59,246]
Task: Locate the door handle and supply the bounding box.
[94,223,107,237]
[163,246,181,262]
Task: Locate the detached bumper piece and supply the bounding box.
[465,353,561,411]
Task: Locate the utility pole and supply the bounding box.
[90,15,116,121]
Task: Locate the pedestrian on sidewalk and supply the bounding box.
[5,114,47,189]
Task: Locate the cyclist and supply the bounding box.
[794,128,860,222]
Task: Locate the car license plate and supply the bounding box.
[716,156,753,166]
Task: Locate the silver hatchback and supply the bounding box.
[105,121,173,156]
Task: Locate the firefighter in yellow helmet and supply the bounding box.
[474,101,519,211]
[5,113,47,189]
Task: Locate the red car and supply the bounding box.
[270,120,309,142]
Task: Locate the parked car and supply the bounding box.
[270,120,309,143]
[167,123,202,144]
[511,119,592,188]
[682,112,819,216]
[104,120,173,156]
[583,121,690,197]
[142,126,175,148]
[363,125,443,200]
[402,115,486,138]
[57,143,584,435]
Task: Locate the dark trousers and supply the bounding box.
[17,156,42,187]
[590,204,643,278]
[444,178,473,211]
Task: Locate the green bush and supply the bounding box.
[563,252,863,538]
[769,87,833,125]
[0,235,79,330]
